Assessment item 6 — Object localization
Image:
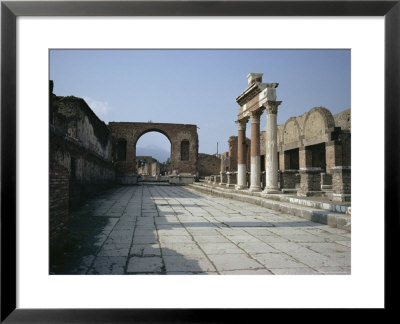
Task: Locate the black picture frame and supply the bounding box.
[1,0,399,322]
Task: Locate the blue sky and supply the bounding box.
[50,49,350,161]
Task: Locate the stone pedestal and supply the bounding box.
[226,172,237,188]
[280,169,297,189]
[213,175,220,185]
[219,172,227,185]
[321,173,333,190]
[298,167,323,197]
[331,166,351,202]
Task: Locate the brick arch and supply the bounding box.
[134,128,172,147]
[282,117,301,145]
[108,122,198,175]
[303,107,335,139]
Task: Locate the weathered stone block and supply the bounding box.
[280,169,297,189]
[298,167,323,197]
[220,172,227,185]
[169,174,196,185]
[226,172,237,187]
[331,166,351,202]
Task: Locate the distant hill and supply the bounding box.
[136,145,171,163]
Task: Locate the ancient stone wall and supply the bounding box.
[51,96,113,160]
[108,122,198,175]
[197,153,221,177]
[49,162,69,241]
[334,108,351,132]
[50,93,116,208]
[219,152,230,172]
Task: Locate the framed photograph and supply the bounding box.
[2,0,398,321]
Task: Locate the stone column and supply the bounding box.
[249,111,262,191]
[235,119,248,189]
[263,101,281,194]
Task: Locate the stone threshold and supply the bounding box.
[188,183,351,232]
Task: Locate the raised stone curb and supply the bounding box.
[188,183,351,232]
[195,182,350,213]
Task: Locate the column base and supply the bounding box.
[249,186,262,192]
[263,187,280,194]
[235,185,247,190]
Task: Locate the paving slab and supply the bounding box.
[161,243,205,256]
[97,242,131,257]
[132,235,159,244]
[126,256,163,273]
[197,242,245,255]
[207,253,263,271]
[88,256,126,274]
[163,255,216,272]
[130,244,162,257]
[252,252,310,269]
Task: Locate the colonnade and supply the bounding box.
[235,101,281,193]
[235,73,282,194]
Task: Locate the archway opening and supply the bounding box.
[135,131,171,178]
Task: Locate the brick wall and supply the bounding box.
[49,162,69,241]
[197,153,221,177]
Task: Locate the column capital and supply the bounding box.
[249,110,263,123]
[264,101,282,115]
[235,119,248,130]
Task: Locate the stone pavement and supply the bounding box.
[50,185,351,275]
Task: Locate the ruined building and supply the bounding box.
[49,81,116,238]
[215,73,351,202]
